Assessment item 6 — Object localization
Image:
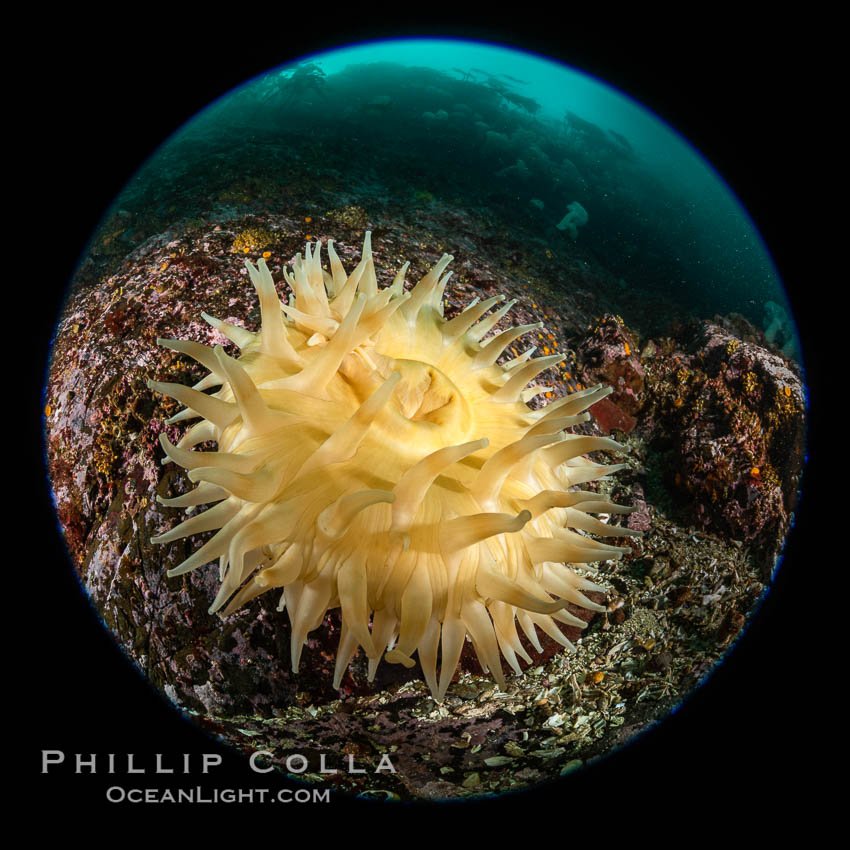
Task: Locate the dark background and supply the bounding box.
[25,10,822,823]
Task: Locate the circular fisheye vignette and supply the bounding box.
[43,36,805,800]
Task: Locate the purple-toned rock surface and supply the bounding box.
[45,206,801,799]
[45,213,614,715]
[639,316,805,572]
[575,313,645,415]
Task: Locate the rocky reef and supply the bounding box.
[45,189,805,798]
[637,316,804,576]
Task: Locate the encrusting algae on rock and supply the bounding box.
[149,233,640,700]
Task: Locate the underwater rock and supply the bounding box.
[429,108,449,121]
[588,396,637,435]
[495,158,532,181]
[557,158,586,191]
[482,130,511,159]
[642,317,804,571]
[363,95,393,114]
[45,207,783,799]
[45,212,617,717]
[575,313,645,415]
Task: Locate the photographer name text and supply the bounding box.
[41,750,397,775]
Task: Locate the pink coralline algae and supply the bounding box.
[642,316,804,570]
[574,313,644,434]
[44,214,636,716]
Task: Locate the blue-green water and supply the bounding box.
[118,37,799,360]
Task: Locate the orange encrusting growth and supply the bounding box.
[149,233,639,700]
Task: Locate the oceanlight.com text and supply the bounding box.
[105,786,330,804]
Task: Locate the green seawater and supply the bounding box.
[117,37,799,360]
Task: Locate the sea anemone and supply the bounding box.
[149,233,639,700]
